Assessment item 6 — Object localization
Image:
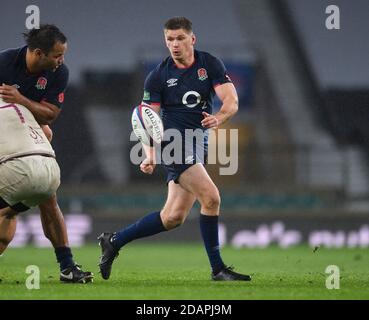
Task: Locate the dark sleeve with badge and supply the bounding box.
[0,46,69,109]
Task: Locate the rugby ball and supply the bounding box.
[131,105,164,145]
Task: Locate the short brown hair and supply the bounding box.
[164,17,193,33]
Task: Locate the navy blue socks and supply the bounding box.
[55,246,74,271]
[111,211,167,250]
[199,214,226,274]
[107,211,225,274]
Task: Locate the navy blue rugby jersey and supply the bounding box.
[0,46,69,108]
[142,50,232,133]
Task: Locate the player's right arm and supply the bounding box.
[139,103,161,175]
[140,143,156,175]
[41,125,53,142]
[0,52,58,122]
[0,84,60,125]
[0,64,68,125]
[139,68,162,175]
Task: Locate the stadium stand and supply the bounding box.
[4,1,369,248]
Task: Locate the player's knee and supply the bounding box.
[162,211,187,230]
[201,193,221,212]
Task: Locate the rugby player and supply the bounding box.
[0,25,93,283]
[99,17,250,281]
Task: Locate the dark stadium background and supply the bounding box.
[2,0,369,249]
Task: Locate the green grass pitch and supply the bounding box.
[0,243,368,300]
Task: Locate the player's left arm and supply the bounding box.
[201,82,238,129]
[0,84,60,125]
[0,66,68,125]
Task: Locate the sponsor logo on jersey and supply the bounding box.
[35,77,47,90]
[197,68,208,81]
[28,125,45,144]
[182,91,201,108]
[143,90,150,101]
[166,78,178,87]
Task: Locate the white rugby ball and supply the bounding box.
[131,105,164,145]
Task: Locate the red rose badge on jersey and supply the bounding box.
[58,92,65,103]
[197,68,208,81]
[35,77,47,90]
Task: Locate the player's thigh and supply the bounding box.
[161,181,196,221]
[178,163,219,202]
[38,193,58,215]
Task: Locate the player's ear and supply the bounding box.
[164,38,169,49]
[192,34,196,45]
[163,32,169,48]
[34,48,44,58]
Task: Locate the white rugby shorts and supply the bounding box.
[0,155,60,209]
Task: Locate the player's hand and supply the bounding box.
[140,157,156,175]
[41,125,53,142]
[0,84,26,105]
[201,112,219,129]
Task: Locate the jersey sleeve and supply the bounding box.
[0,49,13,83]
[0,65,6,83]
[43,66,69,109]
[142,68,162,106]
[207,55,232,88]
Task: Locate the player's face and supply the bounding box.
[164,28,195,64]
[38,41,67,72]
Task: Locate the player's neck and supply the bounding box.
[25,49,41,74]
[173,52,195,69]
